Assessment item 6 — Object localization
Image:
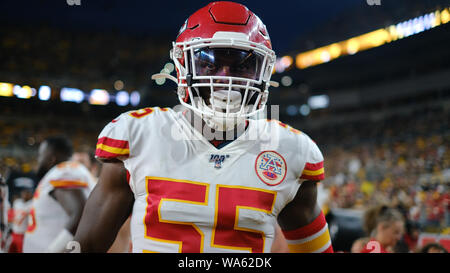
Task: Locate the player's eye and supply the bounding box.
[234,54,257,75]
[236,62,252,72]
[204,62,216,70]
[199,60,216,72]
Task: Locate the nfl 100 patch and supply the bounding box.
[209,154,230,169]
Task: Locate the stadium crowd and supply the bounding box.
[316,104,449,232]
[0,24,169,93]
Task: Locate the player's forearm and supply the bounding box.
[278,180,319,230]
[63,199,86,236]
[277,180,333,253]
[51,188,88,236]
[74,185,134,252]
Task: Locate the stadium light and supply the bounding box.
[0,82,14,97]
[114,80,124,91]
[275,56,294,73]
[295,7,450,69]
[13,85,35,99]
[281,76,293,87]
[60,87,85,103]
[89,89,110,105]
[329,43,341,59]
[115,91,130,106]
[441,8,450,24]
[130,91,140,106]
[38,85,51,101]
[308,95,330,110]
[286,105,298,116]
[299,104,310,116]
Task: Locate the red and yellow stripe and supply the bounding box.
[50,180,88,188]
[96,137,130,159]
[300,161,325,181]
[282,211,333,253]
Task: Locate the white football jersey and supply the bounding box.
[23,161,96,253]
[11,199,32,235]
[96,107,325,253]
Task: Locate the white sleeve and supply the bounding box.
[95,113,131,162]
[299,134,325,181]
[46,163,91,191]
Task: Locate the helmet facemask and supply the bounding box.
[168,33,276,131]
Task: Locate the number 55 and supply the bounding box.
[143,177,276,253]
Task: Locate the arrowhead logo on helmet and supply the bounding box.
[152,1,278,131]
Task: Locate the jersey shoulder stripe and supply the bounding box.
[96,137,130,159]
[40,161,94,192]
[300,161,325,181]
[49,180,89,189]
[95,107,173,161]
[293,129,325,181]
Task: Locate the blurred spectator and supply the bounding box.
[8,187,33,253]
[360,205,405,253]
[0,24,170,94]
[420,242,448,253]
[3,165,37,206]
[320,104,449,234]
[396,221,421,253]
[350,237,370,253]
[72,145,101,180]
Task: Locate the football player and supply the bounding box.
[8,187,33,253]
[23,136,96,252]
[72,146,132,253]
[75,1,333,253]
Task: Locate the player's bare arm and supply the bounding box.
[278,180,321,230]
[50,188,87,235]
[107,216,131,253]
[74,161,134,252]
[277,180,333,253]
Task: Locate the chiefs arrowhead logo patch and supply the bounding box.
[255,151,287,186]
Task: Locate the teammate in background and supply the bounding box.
[72,145,132,253]
[23,136,96,252]
[8,187,33,253]
[360,205,405,253]
[75,2,333,253]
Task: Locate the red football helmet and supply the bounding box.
[153,1,277,131]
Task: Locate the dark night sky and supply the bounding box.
[0,0,366,54]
